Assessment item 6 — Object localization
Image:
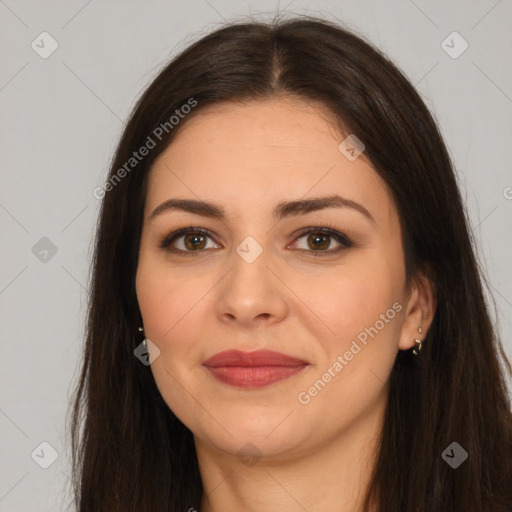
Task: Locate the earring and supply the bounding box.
[138,326,147,347]
[412,327,423,355]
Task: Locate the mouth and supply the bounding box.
[202,349,309,389]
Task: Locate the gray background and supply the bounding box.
[1,1,511,510]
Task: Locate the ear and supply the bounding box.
[398,265,437,351]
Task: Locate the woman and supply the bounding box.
[68,14,512,512]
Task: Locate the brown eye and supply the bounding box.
[183,232,207,250]
[306,233,330,250]
[292,227,353,255]
[160,225,352,257]
[160,228,218,253]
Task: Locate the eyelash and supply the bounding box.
[159,222,353,257]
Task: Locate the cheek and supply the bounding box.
[296,270,401,423]
[302,255,404,403]
[136,257,183,339]
[307,260,399,343]
[135,257,214,353]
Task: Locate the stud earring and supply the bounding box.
[412,327,423,355]
[138,326,147,347]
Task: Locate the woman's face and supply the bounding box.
[136,96,428,461]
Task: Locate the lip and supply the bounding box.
[203,349,308,367]
[203,349,309,388]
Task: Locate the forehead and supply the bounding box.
[146,97,396,228]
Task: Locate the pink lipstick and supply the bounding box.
[203,349,308,388]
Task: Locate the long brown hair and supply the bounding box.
[67,14,512,511]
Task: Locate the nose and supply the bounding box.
[214,241,289,329]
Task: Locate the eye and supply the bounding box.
[159,226,218,253]
[159,223,352,256]
[290,225,353,256]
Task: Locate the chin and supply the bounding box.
[194,414,311,458]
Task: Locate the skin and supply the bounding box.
[135,96,436,512]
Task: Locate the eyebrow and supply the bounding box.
[149,195,376,225]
